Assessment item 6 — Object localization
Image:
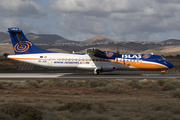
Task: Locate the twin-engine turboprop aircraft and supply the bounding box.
[7,27,174,74]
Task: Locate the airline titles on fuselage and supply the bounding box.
[121,54,142,59]
[54,61,90,64]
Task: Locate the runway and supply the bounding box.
[0,72,180,80]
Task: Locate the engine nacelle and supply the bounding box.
[101,66,117,72]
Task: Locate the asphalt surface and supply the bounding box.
[0,72,180,80]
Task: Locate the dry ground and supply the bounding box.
[0,78,180,120]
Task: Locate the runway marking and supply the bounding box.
[0,73,72,78]
[142,74,160,76]
[0,73,180,79]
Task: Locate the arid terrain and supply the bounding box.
[0,78,180,120]
[2,43,180,56]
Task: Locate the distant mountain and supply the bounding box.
[83,35,115,43]
[26,33,78,43]
[0,32,78,43]
[161,39,180,43]
[0,32,10,43]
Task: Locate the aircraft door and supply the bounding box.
[47,58,52,66]
[122,56,125,65]
[136,58,140,65]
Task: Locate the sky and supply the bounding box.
[1,0,180,42]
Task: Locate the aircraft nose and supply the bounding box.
[167,61,174,69]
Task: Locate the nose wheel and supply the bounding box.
[161,70,165,75]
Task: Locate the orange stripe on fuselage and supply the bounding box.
[127,61,168,70]
[112,60,168,70]
[100,60,168,71]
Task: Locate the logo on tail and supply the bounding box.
[14,41,32,53]
[106,52,114,57]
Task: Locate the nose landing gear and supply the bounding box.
[161,70,165,75]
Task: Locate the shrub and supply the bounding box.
[10,82,27,89]
[38,90,59,94]
[170,81,179,88]
[10,81,39,89]
[0,104,43,120]
[171,106,180,114]
[88,80,108,88]
[166,77,176,82]
[162,82,176,91]
[94,84,126,94]
[171,91,180,98]
[43,112,64,120]
[67,82,77,88]
[107,84,126,93]
[70,90,80,95]
[157,80,165,86]
[141,112,173,120]
[91,102,106,114]
[23,98,32,103]
[88,80,100,88]
[0,113,12,120]
[27,81,39,88]
[3,91,14,94]
[141,85,151,89]
[0,84,4,89]
[94,87,107,93]
[150,82,160,91]
[151,104,168,111]
[57,102,106,114]
[113,82,127,88]
[131,80,142,89]
[75,81,84,87]
[60,90,70,95]
[82,115,109,120]
[35,79,44,83]
[69,114,110,120]
[0,82,13,89]
[52,81,67,88]
[58,102,92,113]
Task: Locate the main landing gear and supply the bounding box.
[94,69,100,75]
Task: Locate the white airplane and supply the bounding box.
[7,27,173,74]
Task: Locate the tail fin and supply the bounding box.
[8,27,56,54]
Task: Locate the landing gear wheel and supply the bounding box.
[161,70,165,75]
[94,69,100,75]
[161,72,165,75]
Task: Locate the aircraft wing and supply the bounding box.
[86,48,106,58]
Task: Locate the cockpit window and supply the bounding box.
[162,57,166,60]
[157,57,166,61]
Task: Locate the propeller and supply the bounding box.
[115,47,120,57]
